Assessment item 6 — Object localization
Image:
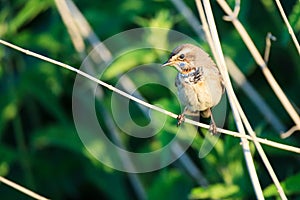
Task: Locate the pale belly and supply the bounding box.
[176,73,223,114]
[177,82,212,113]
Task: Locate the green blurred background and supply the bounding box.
[0,0,299,199]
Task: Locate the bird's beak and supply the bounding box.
[162,60,183,73]
[162,60,173,67]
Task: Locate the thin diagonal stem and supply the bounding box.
[216,1,289,199]
[275,0,300,55]
[217,0,300,137]
[0,176,49,200]
[54,1,147,198]
[264,33,276,64]
[56,0,209,188]
[226,57,285,133]
[0,39,299,154]
[170,0,206,40]
[196,1,264,198]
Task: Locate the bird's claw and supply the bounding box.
[209,123,217,135]
[177,114,185,126]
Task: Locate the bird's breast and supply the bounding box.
[175,69,223,113]
[178,67,203,84]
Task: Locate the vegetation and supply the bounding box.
[0,0,299,199]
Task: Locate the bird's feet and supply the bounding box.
[209,122,217,135]
[177,114,185,126]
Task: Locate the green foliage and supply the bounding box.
[147,169,193,200]
[8,0,53,34]
[189,184,240,199]
[0,0,299,199]
[103,49,158,80]
[264,173,300,198]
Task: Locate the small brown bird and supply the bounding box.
[162,43,224,134]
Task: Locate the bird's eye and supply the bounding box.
[179,54,185,60]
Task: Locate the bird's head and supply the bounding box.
[162,43,212,74]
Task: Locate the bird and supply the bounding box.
[162,43,224,134]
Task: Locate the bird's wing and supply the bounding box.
[219,73,225,93]
[175,74,180,87]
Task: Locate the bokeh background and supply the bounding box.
[0,0,299,199]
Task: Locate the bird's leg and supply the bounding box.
[177,114,185,126]
[177,107,187,126]
[208,108,218,135]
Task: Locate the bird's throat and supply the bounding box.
[181,67,196,74]
[179,67,203,84]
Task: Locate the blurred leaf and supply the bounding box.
[264,172,300,197]
[102,49,157,80]
[285,2,300,44]
[0,145,18,176]
[9,0,53,34]
[1,0,299,199]
[135,10,174,55]
[289,2,300,30]
[0,162,9,176]
[135,10,174,29]
[84,164,131,200]
[148,169,193,200]
[0,7,9,37]
[31,124,84,154]
[20,68,68,124]
[0,99,18,138]
[189,184,240,199]
[1,102,17,121]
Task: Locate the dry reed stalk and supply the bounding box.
[217,0,300,138]
[0,176,49,200]
[195,0,264,198]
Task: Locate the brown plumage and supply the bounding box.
[162,43,224,134]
